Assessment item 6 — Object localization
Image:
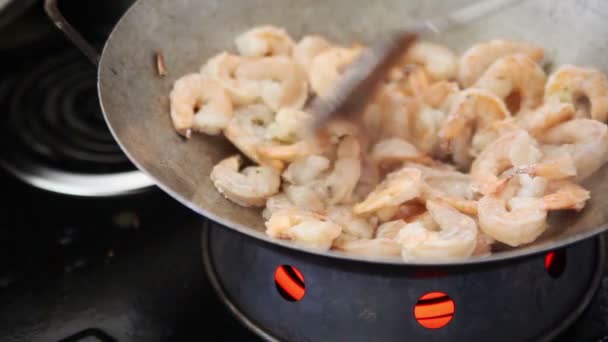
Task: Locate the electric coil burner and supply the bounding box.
[203,223,604,342]
[0,49,153,196]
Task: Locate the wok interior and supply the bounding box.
[98,0,608,264]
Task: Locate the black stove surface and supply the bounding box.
[1,2,608,342]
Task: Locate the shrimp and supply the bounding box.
[223,104,283,169]
[516,102,575,137]
[262,193,294,220]
[309,46,362,96]
[370,138,433,170]
[353,156,382,201]
[423,81,460,112]
[210,155,281,207]
[472,231,495,257]
[266,108,313,143]
[325,136,361,204]
[283,183,327,213]
[477,174,588,246]
[474,54,547,115]
[543,180,590,211]
[169,73,233,137]
[362,84,414,142]
[332,233,401,258]
[293,35,332,72]
[236,56,308,111]
[477,187,547,247]
[514,151,577,181]
[327,205,375,239]
[234,25,295,57]
[410,105,447,155]
[539,119,608,181]
[544,65,608,122]
[282,155,330,185]
[406,163,477,215]
[258,138,325,163]
[353,167,422,215]
[398,200,478,261]
[201,52,258,105]
[439,88,510,169]
[265,209,341,251]
[470,129,542,195]
[404,41,458,81]
[458,40,544,87]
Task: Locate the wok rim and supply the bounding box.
[96,0,608,266]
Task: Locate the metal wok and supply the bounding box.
[45,0,608,265]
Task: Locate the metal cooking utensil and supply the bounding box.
[307,0,525,131]
[45,0,608,265]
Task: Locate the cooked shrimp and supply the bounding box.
[474,54,547,115]
[353,167,422,215]
[169,74,233,137]
[262,193,294,220]
[405,41,458,81]
[235,25,295,57]
[223,104,283,169]
[478,190,547,247]
[543,180,590,211]
[406,163,477,215]
[265,209,341,251]
[472,232,495,257]
[210,155,280,207]
[362,84,413,142]
[458,40,544,87]
[236,56,308,111]
[470,129,541,195]
[325,136,361,204]
[293,35,332,72]
[376,220,406,239]
[258,138,325,163]
[201,52,258,105]
[327,205,375,239]
[309,46,362,96]
[398,200,478,261]
[284,183,326,213]
[544,65,608,122]
[266,108,313,143]
[282,155,330,185]
[539,119,608,181]
[371,138,432,169]
[423,81,460,112]
[332,234,401,258]
[515,152,577,181]
[516,102,575,137]
[410,105,447,155]
[353,157,381,201]
[439,88,510,168]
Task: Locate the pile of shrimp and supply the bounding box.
[169,25,608,261]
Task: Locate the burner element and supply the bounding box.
[0,50,153,196]
[9,51,129,172]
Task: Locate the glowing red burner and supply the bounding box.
[545,250,566,278]
[274,265,306,301]
[414,291,455,329]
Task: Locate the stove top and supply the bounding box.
[0,2,607,341]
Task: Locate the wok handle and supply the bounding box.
[44,0,100,66]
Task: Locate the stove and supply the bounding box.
[0,2,608,341]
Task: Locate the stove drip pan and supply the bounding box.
[202,222,604,342]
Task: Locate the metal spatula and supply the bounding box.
[306,0,525,132]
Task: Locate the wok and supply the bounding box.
[45,0,608,265]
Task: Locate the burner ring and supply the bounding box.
[0,155,154,197]
[0,50,155,195]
